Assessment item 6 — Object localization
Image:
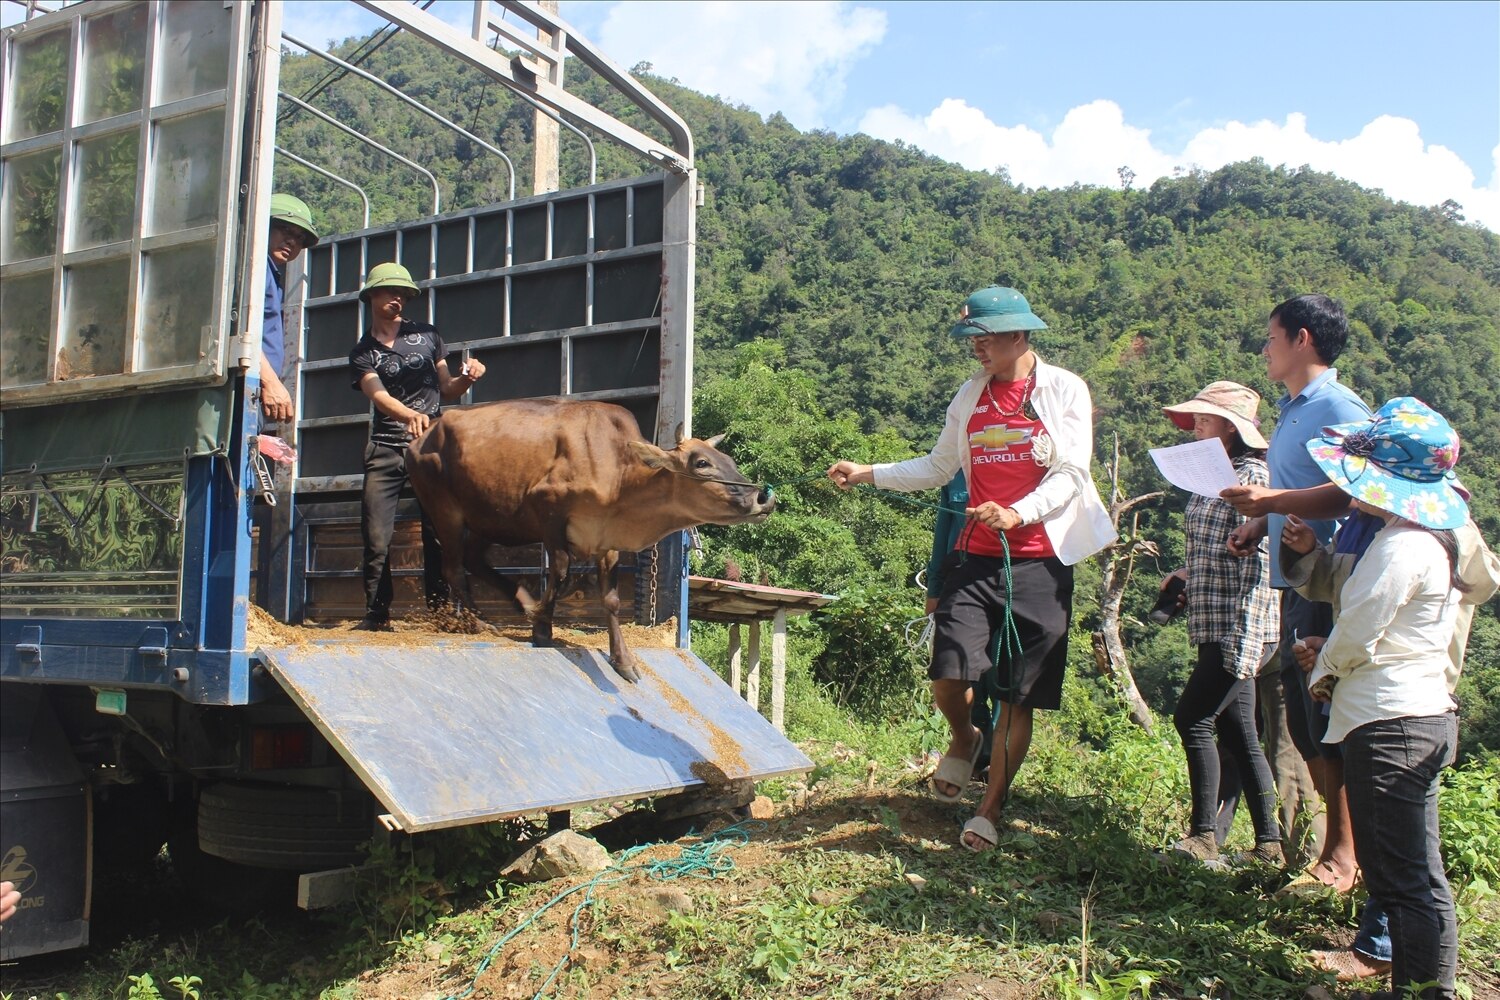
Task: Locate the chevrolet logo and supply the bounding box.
[970,425,1032,451]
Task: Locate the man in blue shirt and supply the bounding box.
[260,193,319,426]
[1225,293,1370,893]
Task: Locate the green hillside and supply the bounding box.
[274,38,1500,751]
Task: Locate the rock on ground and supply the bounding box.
[500,829,612,883]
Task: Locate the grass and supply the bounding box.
[2,663,1497,1000]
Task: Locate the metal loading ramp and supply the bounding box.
[254,643,813,832]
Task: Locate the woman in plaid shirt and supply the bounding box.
[1159,382,1283,866]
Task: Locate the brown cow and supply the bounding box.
[405,397,775,681]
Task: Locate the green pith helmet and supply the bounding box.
[268,192,318,246]
[950,286,1048,338]
[359,262,422,302]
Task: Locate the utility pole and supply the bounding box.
[533,0,562,194]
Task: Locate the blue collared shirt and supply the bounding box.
[1266,368,1371,586]
[262,255,285,375]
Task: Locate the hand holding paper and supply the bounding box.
[1149,438,1238,498]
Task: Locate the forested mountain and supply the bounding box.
[279,36,1499,535]
[275,37,1500,747]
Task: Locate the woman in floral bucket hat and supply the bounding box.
[1297,397,1469,1000]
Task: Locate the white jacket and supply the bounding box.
[1309,525,1464,744]
[871,358,1117,566]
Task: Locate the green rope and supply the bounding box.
[767,472,971,516]
[744,472,1026,727]
[951,517,1024,732]
[441,820,767,1000]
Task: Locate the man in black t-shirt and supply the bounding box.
[348,263,487,629]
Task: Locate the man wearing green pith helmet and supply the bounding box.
[828,287,1115,852]
[261,193,319,425]
[348,262,487,630]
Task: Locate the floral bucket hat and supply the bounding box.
[1305,396,1467,530]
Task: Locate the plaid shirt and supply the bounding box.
[1184,455,1280,678]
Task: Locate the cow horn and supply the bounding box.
[703,433,725,449]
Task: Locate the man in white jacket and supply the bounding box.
[828,287,1115,851]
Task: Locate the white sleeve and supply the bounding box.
[1313,534,1416,680]
[1010,374,1089,525]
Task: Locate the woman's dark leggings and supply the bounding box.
[1174,643,1280,844]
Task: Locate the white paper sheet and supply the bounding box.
[1149,438,1239,498]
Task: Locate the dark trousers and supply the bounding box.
[1174,643,1280,844]
[361,441,445,620]
[1344,714,1458,1000]
[1279,589,1340,761]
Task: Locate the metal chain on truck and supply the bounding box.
[645,541,659,624]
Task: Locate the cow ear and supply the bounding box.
[628,439,673,469]
[702,433,725,450]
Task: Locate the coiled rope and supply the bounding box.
[442,819,767,1000]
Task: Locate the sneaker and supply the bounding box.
[1310,948,1391,983]
[1226,841,1286,868]
[1168,831,1220,862]
[352,614,392,632]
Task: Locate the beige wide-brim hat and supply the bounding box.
[1163,380,1269,450]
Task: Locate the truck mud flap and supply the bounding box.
[254,644,812,832]
[0,687,90,960]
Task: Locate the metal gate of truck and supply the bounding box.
[253,1,705,629]
[267,172,693,626]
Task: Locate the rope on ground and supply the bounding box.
[440,819,768,1000]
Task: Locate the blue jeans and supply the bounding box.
[1354,898,1392,963]
[1343,714,1457,1000]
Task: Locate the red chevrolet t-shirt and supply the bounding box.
[963,375,1053,558]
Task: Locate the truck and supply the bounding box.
[0,0,809,959]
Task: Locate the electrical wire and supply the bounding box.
[277,0,438,125]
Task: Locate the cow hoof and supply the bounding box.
[611,655,641,684]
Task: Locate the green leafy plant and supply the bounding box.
[1055,968,1157,1000]
[168,974,202,1000]
[663,909,713,970]
[125,973,163,1000]
[1440,753,1500,900]
[813,583,928,718]
[748,900,838,984]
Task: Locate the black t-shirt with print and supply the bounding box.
[348,321,446,448]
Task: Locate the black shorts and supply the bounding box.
[930,553,1074,710]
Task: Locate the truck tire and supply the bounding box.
[196,782,376,870]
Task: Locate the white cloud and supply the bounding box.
[592,1,887,129]
[860,100,1500,231]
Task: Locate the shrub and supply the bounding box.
[1441,752,1500,900]
[811,583,928,720]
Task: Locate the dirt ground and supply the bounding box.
[353,786,987,1000]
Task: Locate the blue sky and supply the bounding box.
[569,0,1500,227]
[8,1,1494,226]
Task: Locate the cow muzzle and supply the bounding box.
[745,486,775,520]
[725,482,775,521]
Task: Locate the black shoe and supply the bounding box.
[353,615,391,632]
